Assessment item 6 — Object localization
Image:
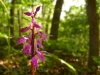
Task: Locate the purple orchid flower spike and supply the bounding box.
[17,5,50,73]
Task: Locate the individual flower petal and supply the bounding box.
[24,12,32,16]
[42,34,47,40]
[22,43,31,55]
[34,6,41,17]
[28,32,32,41]
[34,22,41,28]
[36,29,49,40]
[20,26,31,32]
[36,50,45,62]
[36,6,40,12]
[17,37,28,45]
[41,51,49,54]
[32,57,38,68]
[36,38,43,47]
[31,18,41,28]
[36,28,41,35]
[42,34,53,40]
[32,18,41,28]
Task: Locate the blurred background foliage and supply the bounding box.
[0,0,100,75]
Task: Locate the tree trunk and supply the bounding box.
[17,9,21,36]
[45,9,51,34]
[86,0,99,74]
[50,0,63,40]
[10,0,16,36]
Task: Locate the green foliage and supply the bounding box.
[59,6,89,55]
[46,54,77,74]
[0,32,8,39]
[93,56,100,65]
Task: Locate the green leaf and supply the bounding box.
[45,54,78,74]
[0,32,8,39]
[93,56,100,65]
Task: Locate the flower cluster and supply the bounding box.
[17,5,49,68]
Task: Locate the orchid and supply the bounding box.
[36,38,43,48]
[31,49,48,68]
[22,43,31,55]
[17,5,50,74]
[20,16,41,33]
[32,57,38,68]
[17,36,29,45]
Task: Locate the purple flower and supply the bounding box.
[22,43,31,55]
[20,26,31,32]
[17,36,32,55]
[41,51,49,54]
[36,50,45,62]
[36,38,43,48]
[24,12,32,16]
[34,22,41,28]
[17,36,29,45]
[21,8,41,32]
[32,17,41,28]
[36,6,40,12]
[36,29,49,40]
[31,18,41,28]
[34,6,41,17]
[31,50,49,68]
[20,20,41,33]
[32,57,38,68]
[41,34,48,40]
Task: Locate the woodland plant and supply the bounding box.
[17,5,50,75]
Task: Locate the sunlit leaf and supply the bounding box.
[45,54,78,74]
[0,32,8,39]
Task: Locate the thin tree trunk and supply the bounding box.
[10,0,16,36]
[17,9,21,36]
[86,0,99,74]
[45,9,51,34]
[50,0,63,40]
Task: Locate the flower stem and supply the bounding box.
[31,26,35,75]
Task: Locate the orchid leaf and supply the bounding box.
[45,54,78,75]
